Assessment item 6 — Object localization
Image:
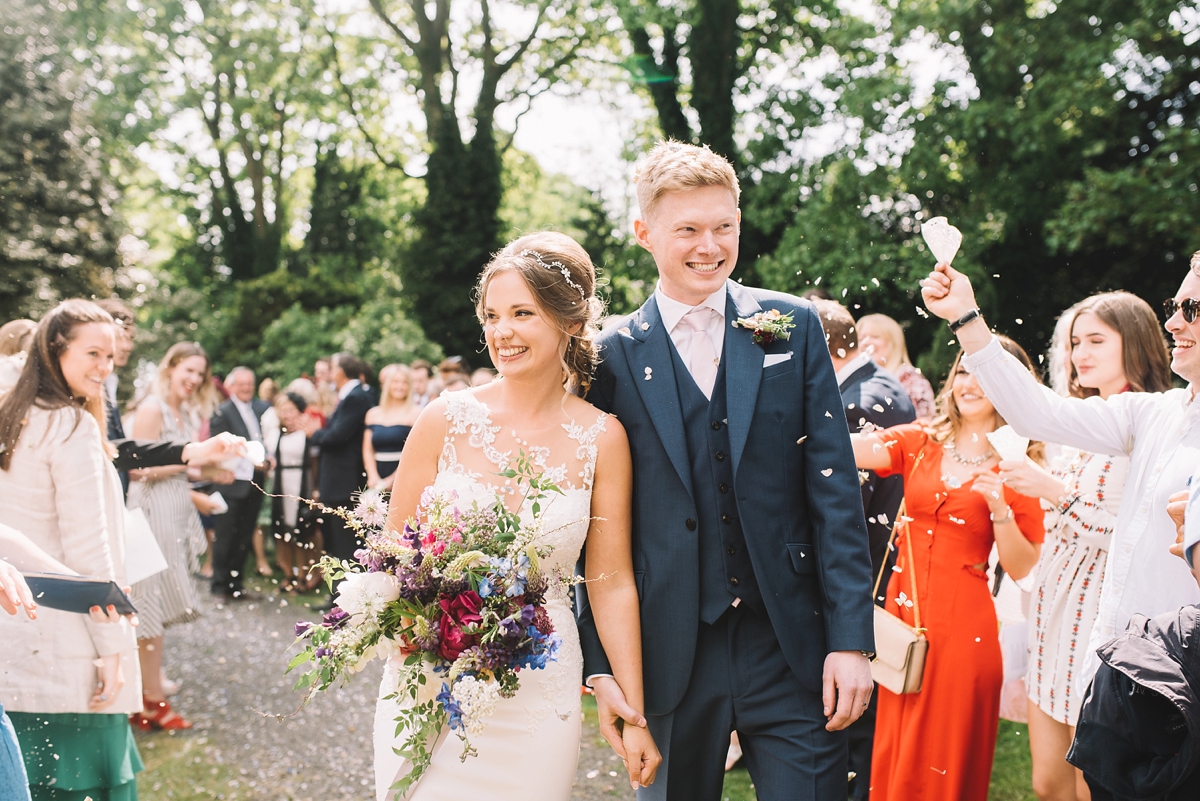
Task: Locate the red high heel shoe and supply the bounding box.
[131,696,193,730]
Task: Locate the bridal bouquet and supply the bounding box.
[287,453,563,795]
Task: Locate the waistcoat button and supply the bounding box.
[685,518,697,531]
[730,577,740,586]
[715,451,726,461]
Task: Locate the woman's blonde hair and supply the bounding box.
[379,363,417,415]
[857,314,912,374]
[474,231,604,393]
[152,342,219,420]
[929,335,1045,464]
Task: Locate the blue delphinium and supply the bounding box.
[436,683,464,731]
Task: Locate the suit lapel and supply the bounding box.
[725,282,764,478]
[622,298,694,501]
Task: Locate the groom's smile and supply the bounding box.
[635,184,741,306]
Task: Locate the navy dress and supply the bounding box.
[367,423,411,480]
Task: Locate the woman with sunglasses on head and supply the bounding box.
[851,337,1047,801]
[991,293,1171,801]
[922,256,1200,759]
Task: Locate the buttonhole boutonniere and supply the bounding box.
[733,309,795,346]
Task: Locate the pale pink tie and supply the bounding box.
[681,307,718,399]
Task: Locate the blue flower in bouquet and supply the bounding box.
[436,683,464,732]
[489,554,531,598]
[514,626,560,671]
[477,576,495,599]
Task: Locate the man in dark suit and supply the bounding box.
[96,298,136,496]
[306,352,377,582]
[208,367,270,599]
[578,141,875,800]
[814,299,916,801]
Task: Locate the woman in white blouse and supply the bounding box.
[0,300,143,801]
[991,292,1172,801]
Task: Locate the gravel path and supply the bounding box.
[144,579,636,800]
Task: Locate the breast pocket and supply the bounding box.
[762,355,796,380]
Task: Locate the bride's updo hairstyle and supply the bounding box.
[474,231,603,392]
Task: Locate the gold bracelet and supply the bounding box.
[991,508,1014,524]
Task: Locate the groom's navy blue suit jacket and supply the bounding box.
[579,281,875,717]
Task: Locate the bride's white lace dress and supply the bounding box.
[373,390,606,800]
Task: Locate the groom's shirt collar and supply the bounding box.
[654,281,728,331]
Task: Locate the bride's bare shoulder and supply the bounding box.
[564,394,627,446]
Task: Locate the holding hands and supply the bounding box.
[590,676,660,789]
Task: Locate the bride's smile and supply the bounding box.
[483,271,570,379]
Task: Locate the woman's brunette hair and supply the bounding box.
[474,231,604,392]
[1065,291,1172,398]
[0,300,114,470]
[929,335,1046,464]
[152,342,220,419]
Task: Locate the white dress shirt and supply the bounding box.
[654,282,727,372]
[231,396,262,442]
[338,378,361,401]
[963,336,1200,695]
[834,352,874,387]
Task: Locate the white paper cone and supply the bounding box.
[987,425,1030,462]
[921,216,963,264]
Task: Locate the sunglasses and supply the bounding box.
[1164,298,1200,323]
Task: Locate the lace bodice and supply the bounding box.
[433,390,606,592]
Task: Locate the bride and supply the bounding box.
[372,232,661,799]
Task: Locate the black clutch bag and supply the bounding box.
[22,573,137,616]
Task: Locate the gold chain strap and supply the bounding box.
[871,448,927,634]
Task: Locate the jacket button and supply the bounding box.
[715,451,726,461]
[730,577,740,586]
[685,519,697,531]
[726,546,736,555]
[721,514,732,524]
[711,421,722,430]
[719,484,728,493]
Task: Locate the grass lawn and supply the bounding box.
[134,731,236,800]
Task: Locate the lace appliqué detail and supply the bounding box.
[563,413,607,491]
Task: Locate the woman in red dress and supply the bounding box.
[853,336,1046,801]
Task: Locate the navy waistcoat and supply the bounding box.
[668,342,763,623]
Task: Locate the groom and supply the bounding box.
[580,141,875,799]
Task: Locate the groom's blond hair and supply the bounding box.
[636,141,740,220]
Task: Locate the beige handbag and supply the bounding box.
[870,450,928,695]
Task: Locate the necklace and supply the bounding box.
[944,437,993,466]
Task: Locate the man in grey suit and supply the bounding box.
[578,142,875,800]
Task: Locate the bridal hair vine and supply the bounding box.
[521,249,586,300]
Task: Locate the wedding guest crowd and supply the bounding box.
[7,235,1200,801]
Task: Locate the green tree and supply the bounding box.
[0,0,122,321]
[337,0,600,357]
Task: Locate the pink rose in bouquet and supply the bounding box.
[438,591,483,661]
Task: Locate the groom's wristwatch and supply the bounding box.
[859,650,874,660]
[948,308,982,332]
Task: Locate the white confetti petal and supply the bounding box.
[821,468,833,477]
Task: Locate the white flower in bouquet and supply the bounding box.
[335,571,401,621]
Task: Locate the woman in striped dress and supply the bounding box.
[995,292,1171,801]
[127,342,220,731]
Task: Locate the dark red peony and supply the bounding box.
[437,591,483,661]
